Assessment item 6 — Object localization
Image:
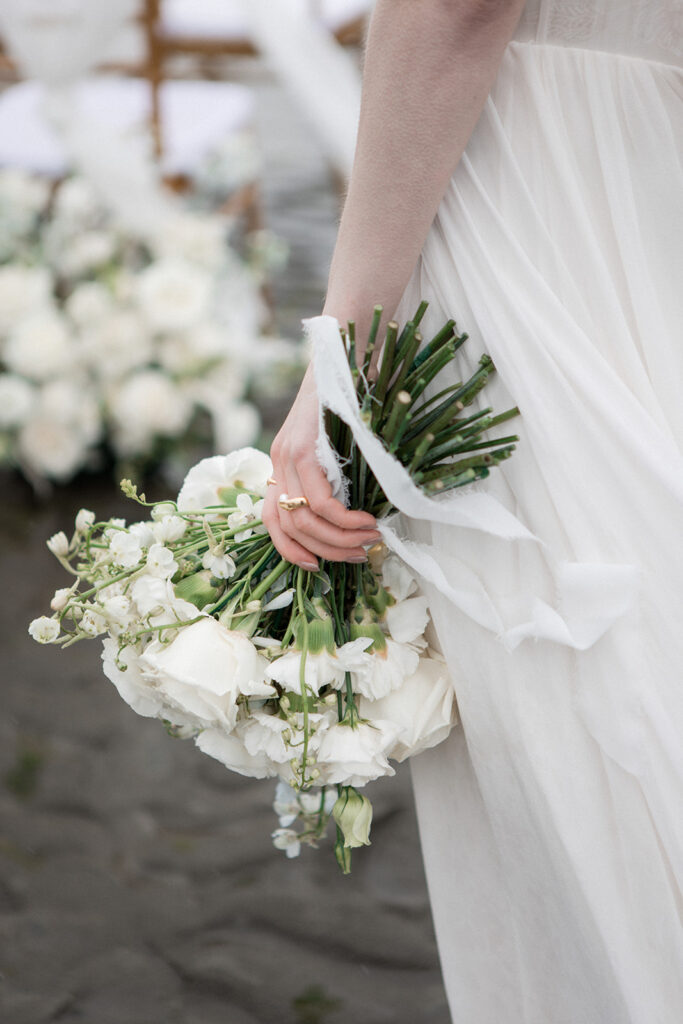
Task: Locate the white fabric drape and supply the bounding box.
[312,1,683,1019]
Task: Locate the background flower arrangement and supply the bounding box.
[0,167,299,488]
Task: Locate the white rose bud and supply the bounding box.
[332,787,373,849]
[46,531,70,557]
[75,508,96,533]
[28,616,60,643]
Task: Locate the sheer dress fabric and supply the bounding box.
[366,1,682,1021]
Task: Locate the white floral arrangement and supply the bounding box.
[0,168,298,487]
[30,305,522,870]
[29,448,456,869]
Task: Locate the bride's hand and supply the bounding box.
[262,365,381,571]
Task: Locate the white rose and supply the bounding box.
[0,265,51,333]
[4,310,73,381]
[0,375,36,428]
[196,727,276,779]
[101,638,175,720]
[157,323,232,376]
[52,177,100,223]
[38,379,101,444]
[151,213,227,269]
[359,654,458,762]
[211,402,262,465]
[315,720,401,789]
[59,230,116,277]
[108,370,193,456]
[138,617,275,733]
[78,311,152,380]
[28,615,60,643]
[177,448,273,512]
[137,258,212,332]
[17,417,90,481]
[65,282,113,327]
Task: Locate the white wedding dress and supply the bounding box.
[392,2,683,1022]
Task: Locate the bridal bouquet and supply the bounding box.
[0,168,297,487]
[30,304,519,871]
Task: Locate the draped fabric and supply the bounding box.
[312,1,683,1019]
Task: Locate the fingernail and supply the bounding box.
[348,555,368,563]
[300,562,319,571]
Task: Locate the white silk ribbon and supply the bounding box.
[306,314,639,652]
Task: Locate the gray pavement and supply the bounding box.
[0,57,450,1024]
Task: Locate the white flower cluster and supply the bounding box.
[0,169,300,484]
[29,448,458,867]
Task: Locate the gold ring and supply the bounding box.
[266,476,278,486]
[278,494,310,512]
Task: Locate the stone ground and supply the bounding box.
[0,57,451,1024]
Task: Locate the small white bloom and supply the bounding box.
[271,828,301,859]
[50,587,73,612]
[28,616,60,643]
[137,258,212,332]
[316,720,401,789]
[273,781,300,827]
[131,576,175,618]
[262,588,294,612]
[0,375,36,429]
[146,543,178,579]
[152,515,187,543]
[46,531,70,557]
[177,448,273,512]
[80,607,107,637]
[227,492,260,541]
[201,549,236,579]
[110,531,144,569]
[100,595,132,628]
[265,638,372,696]
[75,508,96,533]
[128,522,156,549]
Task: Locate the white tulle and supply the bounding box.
[313,2,683,1019]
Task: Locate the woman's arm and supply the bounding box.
[263,0,526,570]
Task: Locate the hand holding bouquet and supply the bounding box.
[30,304,519,871]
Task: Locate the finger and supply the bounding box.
[296,456,377,530]
[263,465,319,570]
[280,464,370,562]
